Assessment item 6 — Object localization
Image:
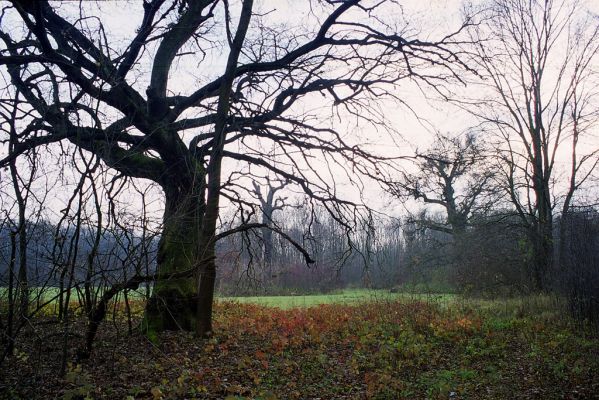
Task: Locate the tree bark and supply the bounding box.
[194,0,254,338]
[530,217,553,292]
[530,147,553,292]
[142,180,204,335]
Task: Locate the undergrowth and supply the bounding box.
[1,297,598,399]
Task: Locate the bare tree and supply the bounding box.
[391,132,497,235]
[0,91,41,356]
[0,0,471,336]
[251,178,287,280]
[464,0,599,290]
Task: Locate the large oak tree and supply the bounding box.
[0,0,469,337]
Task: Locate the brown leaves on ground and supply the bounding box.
[2,300,599,399]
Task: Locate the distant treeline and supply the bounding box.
[1,206,597,324]
[0,221,158,288]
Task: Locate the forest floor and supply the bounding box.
[1,294,598,399]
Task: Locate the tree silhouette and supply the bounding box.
[0,0,470,336]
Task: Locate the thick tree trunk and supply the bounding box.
[143,0,253,338]
[142,183,203,335]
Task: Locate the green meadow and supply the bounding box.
[220,289,454,309]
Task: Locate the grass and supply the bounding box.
[0,286,454,310]
[0,286,146,301]
[219,289,455,309]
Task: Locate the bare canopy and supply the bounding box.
[0,0,472,339]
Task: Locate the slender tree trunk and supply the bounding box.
[525,122,553,292]
[195,169,219,337]
[81,274,145,357]
[123,288,133,336]
[9,158,29,322]
[5,232,17,358]
[194,0,254,338]
[530,217,553,292]
[196,255,216,336]
[530,169,553,292]
[16,227,28,322]
[57,266,66,320]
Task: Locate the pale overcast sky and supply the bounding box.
[1,0,598,223]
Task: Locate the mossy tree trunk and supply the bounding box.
[141,0,253,337]
[142,174,205,334]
